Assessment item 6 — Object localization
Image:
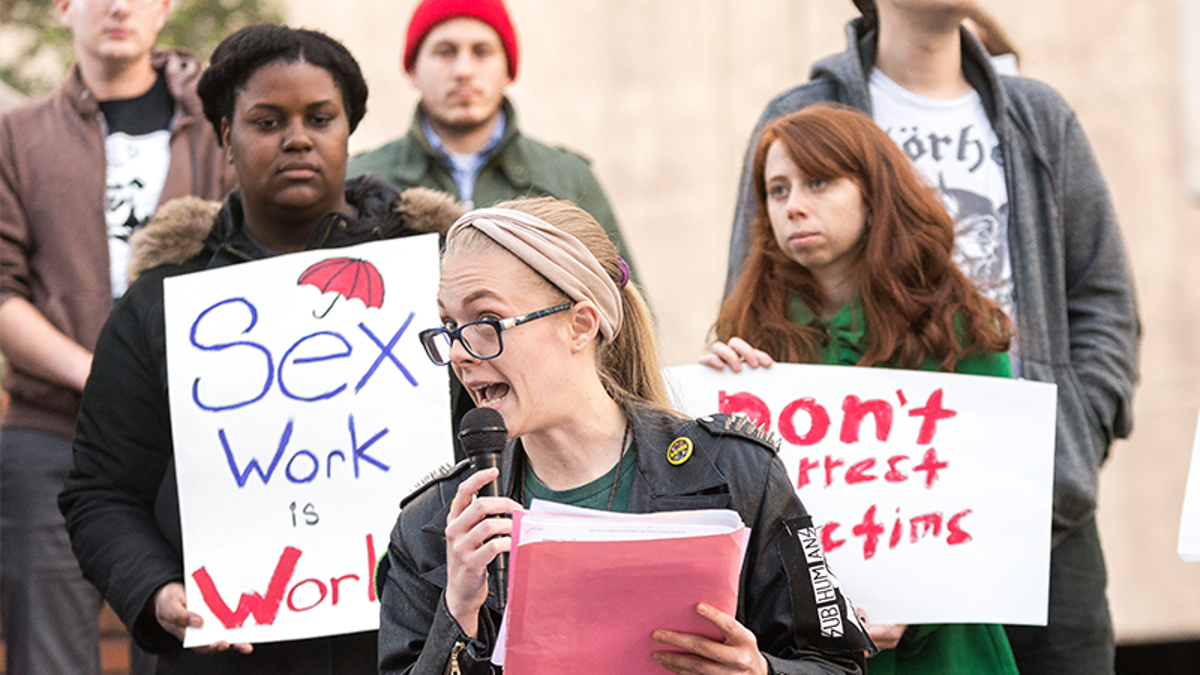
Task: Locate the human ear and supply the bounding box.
[405,57,420,89]
[221,118,234,164]
[54,0,74,28]
[154,0,169,33]
[567,301,602,353]
[152,0,169,33]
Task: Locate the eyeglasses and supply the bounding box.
[419,303,573,366]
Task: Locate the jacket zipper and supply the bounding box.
[446,640,465,675]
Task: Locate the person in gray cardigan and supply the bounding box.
[724,2,1139,674]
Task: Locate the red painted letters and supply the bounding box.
[193,546,301,629]
[718,390,772,432]
[818,505,975,560]
[840,396,893,443]
[779,398,831,446]
[908,388,957,444]
[191,534,379,631]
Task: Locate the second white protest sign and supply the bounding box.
[667,363,1056,626]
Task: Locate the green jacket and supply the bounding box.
[792,296,1018,675]
[790,296,1012,377]
[347,98,635,275]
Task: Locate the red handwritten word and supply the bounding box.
[193,547,299,628]
[191,534,378,629]
[821,505,974,560]
[909,389,956,444]
[795,447,949,490]
[719,388,956,447]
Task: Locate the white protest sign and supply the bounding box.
[667,363,1056,626]
[164,234,452,646]
[1176,408,1200,562]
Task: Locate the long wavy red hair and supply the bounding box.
[715,104,1010,370]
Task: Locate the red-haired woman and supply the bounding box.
[702,104,1019,675]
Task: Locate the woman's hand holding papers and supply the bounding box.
[153,581,253,654]
[700,337,775,372]
[444,467,521,638]
[651,602,769,675]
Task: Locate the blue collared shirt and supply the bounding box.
[422,110,507,207]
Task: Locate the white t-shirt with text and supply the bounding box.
[870,68,1020,372]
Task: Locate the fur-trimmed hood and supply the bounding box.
[128,178,464,282]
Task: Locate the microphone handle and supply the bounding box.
[470,453,508,609]
[492,547,508,609]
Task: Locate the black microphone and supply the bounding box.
[457,407,509,608]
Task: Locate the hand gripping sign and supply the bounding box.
[666,364,1056,626]
[164,235,453,646]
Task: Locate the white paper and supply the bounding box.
[518,500,746,542]
[666,363,1056,626]
[164,235,453,646]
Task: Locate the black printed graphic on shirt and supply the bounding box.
[99,75,173,297]
[105,130,170,296]
[940,180,1014,320]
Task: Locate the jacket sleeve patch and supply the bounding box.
[779,515,876,655]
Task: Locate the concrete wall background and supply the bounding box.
[283,0,1200,643]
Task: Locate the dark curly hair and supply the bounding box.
[198,24,369,145]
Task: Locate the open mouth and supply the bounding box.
[472,382,510,408]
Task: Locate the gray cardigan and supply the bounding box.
[726,20,1140,540]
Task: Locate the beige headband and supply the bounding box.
[446,207,623,341]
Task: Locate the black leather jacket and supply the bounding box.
[379,407,871,675]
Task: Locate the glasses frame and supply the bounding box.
[419,303,574,366]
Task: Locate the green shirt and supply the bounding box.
[523,444,637,513]
[789,295,1012,377]
[791,295,1018,675]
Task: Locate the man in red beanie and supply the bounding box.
[349,0,634,271]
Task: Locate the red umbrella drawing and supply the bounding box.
[297,257,385,318]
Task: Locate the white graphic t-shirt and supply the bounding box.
[869,68,1019,373]
[101,75,173,297]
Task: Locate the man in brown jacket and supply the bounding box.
[0,0,232,672]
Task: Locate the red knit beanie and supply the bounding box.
[404,0,519,79]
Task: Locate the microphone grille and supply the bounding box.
[458,407,508,458]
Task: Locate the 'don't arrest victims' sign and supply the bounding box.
[667,363,1057,626]
[164,235,453,647]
